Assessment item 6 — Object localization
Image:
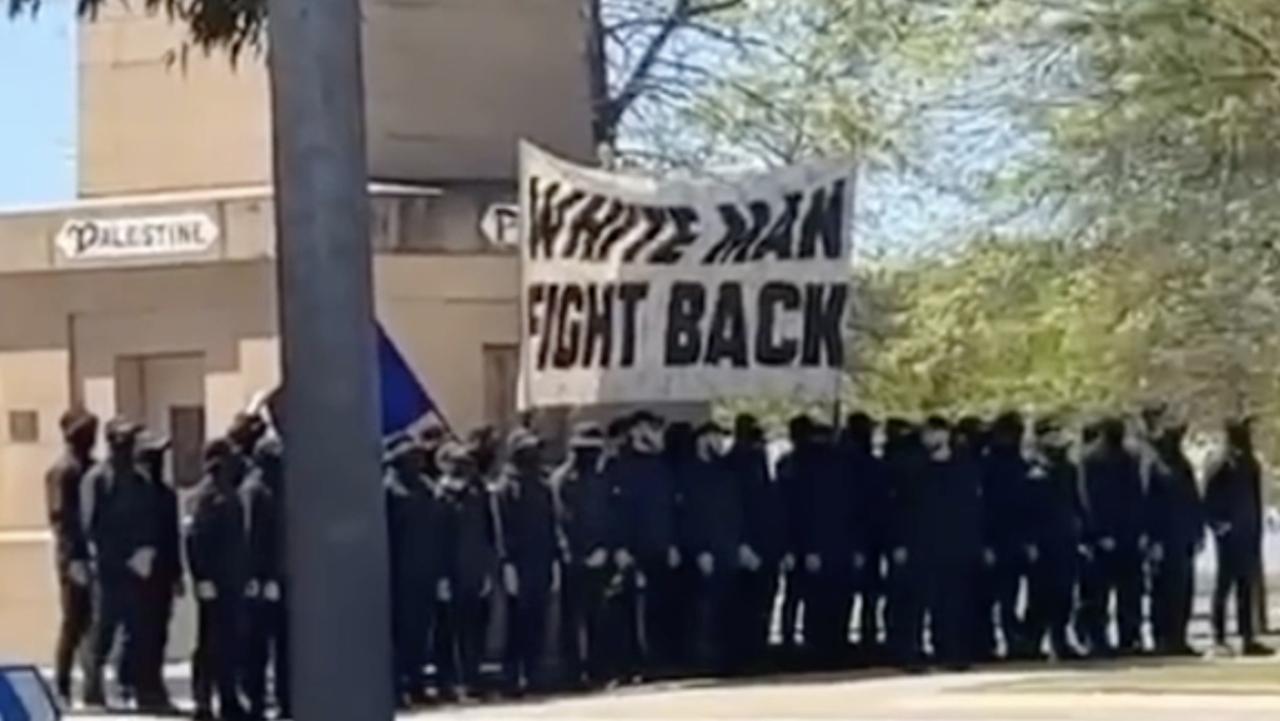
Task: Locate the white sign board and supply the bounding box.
[518,142,855,409]
[55,213,219,261]
[480,203,521,247]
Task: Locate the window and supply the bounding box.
[7,410,39,443]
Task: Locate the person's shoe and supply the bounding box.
[194,707,216,721]
[1208,641,1235,658]
[82,684,107,710]
[1165,643,1201,658]
[1242,641,1275,657]
[1053,646,1086,662]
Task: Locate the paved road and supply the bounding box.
[76,657,1280,721]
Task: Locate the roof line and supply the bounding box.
[0,181,443,216]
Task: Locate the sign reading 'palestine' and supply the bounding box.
[518,142,855,409]
[55,213,220,260]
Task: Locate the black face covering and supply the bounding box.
[573,448,602,471]
[1227,426,1252,452]
[512,447,540,474]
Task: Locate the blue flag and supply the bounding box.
[376,322,440,437]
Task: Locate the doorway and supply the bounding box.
[114,353,206,488]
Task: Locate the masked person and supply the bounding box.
[46,408,99,706]
[1205,417,1274,657]
[494,429,559,696]
[1146,420,1203,657]
[226,412,268,463]
[82,419,156,708]
[613,411,682,679]
[800,422,853,669]
[776,415,816,661]
[727,414,785,675]
[239,435,291,719]
[188,440,250,721]
[554,423,617,689]
[1023,418,1086,661]
[130,433,182,712]
[842,412,889,663]
[434,441,498,699]
[922,417,984,670]
[1079,417,1146,656]
[980,412,1033,660]
[383,435,441,707]
[675,423,741,674]
[884,419,930,669]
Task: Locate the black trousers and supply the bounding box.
[244,597,290,716]
[728,568,779,674]
[88,577,142,699]
[1080,543,1143,651]
[778,568,806,651]
[928,558,977,667]
[503,591,550,691]
[855,549,887,652]
[805,567,853,667]
[638,559,685,676]
[985,553,1031,656]
[886,555,925,667]
[686,570,733,673]
[390,581,432,699]
[560,565,614,686]
[1025,546,1077,657]
[193,597,246,719]
[1212,534,1260,644]
[132,581,175,707]
[1153,546,1196,651]
[54,575,95,698]
[433,596,488,693]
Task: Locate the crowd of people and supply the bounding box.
[45,402,1274,719]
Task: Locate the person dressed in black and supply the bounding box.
[776,416,815,660]
[46,407,98,706]
[727,414,786,675]
[494,429,559,695]
[83,419,157,708]
[240,435,290,718]
[434,441,498,699]
[1023,417,1086,661]
[923,416,984,670]
[188,440,250,720]
[131,432,182,712]
[842,413,888,663]
[802,422,854,669]
[554,422,618,689]
[1146,419,1204,657]
[1205,417,1274,656]
[679,422,742,674]
[980,412,1033,659]
[884,419,930,669]
[383,434,441,707]
[613,411,683,679]
[226,412,268,463]
[1079,416,1146,656]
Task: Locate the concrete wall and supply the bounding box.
[362,0,596,181]
[78,7,272,196]
[78,0,595,195]
[0,251,520,661]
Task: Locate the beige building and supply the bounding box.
[0,0,594,661]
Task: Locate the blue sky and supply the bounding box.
[0,1,76,207]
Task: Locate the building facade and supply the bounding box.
[0,0,595,661]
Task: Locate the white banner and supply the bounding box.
[519,143,855,409]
